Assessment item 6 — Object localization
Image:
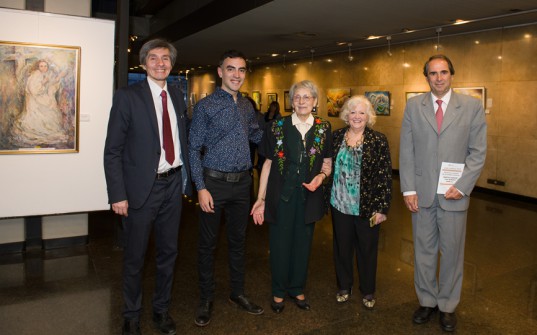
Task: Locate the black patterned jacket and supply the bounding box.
[326,126,392,218]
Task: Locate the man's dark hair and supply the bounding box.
[139,38,177,66]
[423,54,455,77]
[218,50,247,66]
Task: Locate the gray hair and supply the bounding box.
[289,80,319,101]
[139,39,177,66]
[340,95,376,127]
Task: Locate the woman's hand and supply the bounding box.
[250,199,265,225]
[302,174,324,192]
[372,213,387,225]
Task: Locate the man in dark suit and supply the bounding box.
[104,39,192,335]
[399,55,487,332]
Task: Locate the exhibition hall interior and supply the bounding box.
[0,0,536,334]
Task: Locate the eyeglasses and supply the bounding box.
[292,95,313,102]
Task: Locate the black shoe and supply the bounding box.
[152,312,176,335]
[413,306,438,324]
[290,295,310,311]
[229,295,264,315]
[270,298,285,314]
[194,301,213,327]
[122,319,141,335]
[439,311,457,332]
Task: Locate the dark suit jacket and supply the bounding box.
[327,126,392,219]
[104,79,192,209]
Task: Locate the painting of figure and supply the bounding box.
[0,41,80,154]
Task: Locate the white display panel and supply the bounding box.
[0,8,114,217]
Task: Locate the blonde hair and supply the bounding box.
[339,95,376,127]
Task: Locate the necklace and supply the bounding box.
[344,130,363,148]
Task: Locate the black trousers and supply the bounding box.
[122,172,182,320]
[198,173,251,302]
[331,205,379,296]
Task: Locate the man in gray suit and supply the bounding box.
[399,55,487,332]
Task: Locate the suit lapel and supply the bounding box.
[139,80,160,138]
[440,92,461,133]
[420,93,437,132]
[168,86,189,153]
[168,87,184,123]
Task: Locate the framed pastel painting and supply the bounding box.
[0,41,81,154]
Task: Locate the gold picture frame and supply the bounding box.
[267,93,278,104]
[0,41,81,154]
[252,91,261,110]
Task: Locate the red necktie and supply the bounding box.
[436,99,444,132]
[160,90,175,165]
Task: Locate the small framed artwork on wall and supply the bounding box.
[453,87,485,107]
[405,91,427,101]
[252,91,261,110]
[267,93,278,104]
[284,91,292,111]
[365,91,390,116]
[326,88,350,117]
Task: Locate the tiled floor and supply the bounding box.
[0,177,536,334]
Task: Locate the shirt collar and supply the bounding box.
[291,113,314,126]
[431,89,452,105]
[147,78,168,98]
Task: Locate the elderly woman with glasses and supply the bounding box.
[327,95,392,310]
[250,80,332,313]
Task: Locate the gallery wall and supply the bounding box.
[189,23,537,199]
[0,8,114,218]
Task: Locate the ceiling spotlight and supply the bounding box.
[454,19,469,25]
[386,36,392,56]
[309,49,315,65]
[435,27,443,51]
[347,43,354,61]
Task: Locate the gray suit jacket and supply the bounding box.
[399,91,487,211]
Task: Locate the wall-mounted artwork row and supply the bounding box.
[0,41,81,154]
[406,87,485,108]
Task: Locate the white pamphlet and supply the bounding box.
[437,162,464,194]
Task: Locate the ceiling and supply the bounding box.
[94,0,537,73]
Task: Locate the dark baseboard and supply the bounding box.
[0,241,25,254]
[473,186,537,205]
[42,235,88,250]
[391,169,537,205]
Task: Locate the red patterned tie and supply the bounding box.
[436,99,444,132]
[161,90,175,165]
